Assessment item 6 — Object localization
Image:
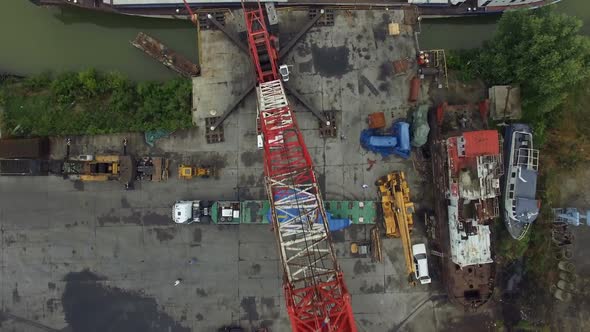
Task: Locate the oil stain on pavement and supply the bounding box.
[62,270,189,332]
[311,45,351,78]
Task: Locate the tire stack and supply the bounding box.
[550,223,577,301]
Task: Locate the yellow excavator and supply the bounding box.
[377,171,416,285]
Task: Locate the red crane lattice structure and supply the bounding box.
[241,2,357,331]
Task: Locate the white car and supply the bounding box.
[412,243,432,285]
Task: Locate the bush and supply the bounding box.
[23,71,51,91]
[0,70,193,136]
[449,8,590,140]
[446,49,481,82]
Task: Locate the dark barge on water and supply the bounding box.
[131,32,200,78]
[32,0,562,19]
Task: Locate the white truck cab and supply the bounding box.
[173,200,205,224]
[412,243,432,285]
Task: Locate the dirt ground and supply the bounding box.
[544,164,590,331]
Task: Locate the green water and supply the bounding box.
[419,0,590,49]
[0,0,197,80]
[0,0,587,80]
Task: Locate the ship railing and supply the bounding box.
[491,197,500,219]
[516,148,539,171]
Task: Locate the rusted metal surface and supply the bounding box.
[392,59,410,76]
[368,112,386,129]
[319,110,338,138]
[205,117,225,143]
[366,158,377,171]
[429,105,496,310]
[308,8,334,26]
[408,76,420,102]
[131,32,200,78]
[0,138,49,159]
[198,11,226,30]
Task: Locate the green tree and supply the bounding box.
[50,72,81,106]
[479,8,590,116]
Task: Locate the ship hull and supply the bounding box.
[33,0,562,20]
[502,124,538,240]
[429,106,497,310]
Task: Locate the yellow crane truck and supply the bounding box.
[377,171,417,285]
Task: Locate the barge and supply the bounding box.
[430,102,502,309]
[32,0,562,19]
[502,123,539,240]
[131,32,200,78]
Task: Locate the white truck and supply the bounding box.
[172,200,210,224]
[172,200,242,224]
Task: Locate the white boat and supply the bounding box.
[503,124,540,240]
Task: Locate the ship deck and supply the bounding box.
[429,107,497,309]
[37,0,558,20]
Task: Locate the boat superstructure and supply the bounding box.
[502,124,540,240]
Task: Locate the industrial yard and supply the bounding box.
[2,1,590,332]
[0,7,498,332]
[0,172,490,332]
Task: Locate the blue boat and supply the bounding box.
[502,124,540,240]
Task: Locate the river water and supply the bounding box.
[0,0,588,80]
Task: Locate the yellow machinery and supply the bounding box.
[178,165,212,180]
[377,171,416,284]
[79,155,121,182]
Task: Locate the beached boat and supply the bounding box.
[502,123,540,240]
[430,102,502,309]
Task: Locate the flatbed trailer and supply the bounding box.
[0,159,54,176]
[210,200,378,225]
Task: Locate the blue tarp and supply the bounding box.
[360,121,411,159]
[267,191,351,232]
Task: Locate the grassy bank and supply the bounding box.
[0,69,193,136]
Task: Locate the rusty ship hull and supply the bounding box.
[429,102,500,309]
[131,32,199,78]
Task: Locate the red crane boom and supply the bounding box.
[241,2,357,331]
